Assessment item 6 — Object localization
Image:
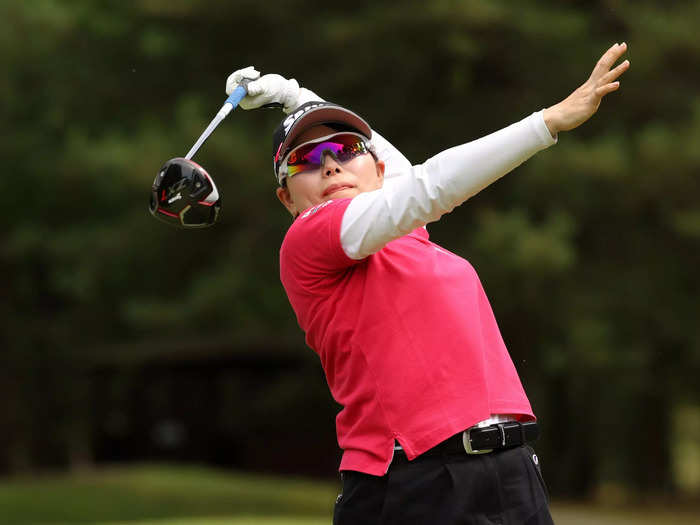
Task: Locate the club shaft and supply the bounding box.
[185,112,225,160]
[184,82,249,160]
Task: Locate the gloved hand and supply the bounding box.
[225,67,324,114]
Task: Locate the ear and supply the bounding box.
[276,186,297,217]
[376,160,385,182]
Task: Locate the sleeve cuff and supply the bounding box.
[532,110,558,146]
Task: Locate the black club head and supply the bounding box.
[149,158,221,228]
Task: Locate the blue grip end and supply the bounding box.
[225,79,249,109]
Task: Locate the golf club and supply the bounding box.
[149,80,250,228]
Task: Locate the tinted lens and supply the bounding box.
[285,134,369,178]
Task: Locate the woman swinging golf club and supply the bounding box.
[226,42,629,525]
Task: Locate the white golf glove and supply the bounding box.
[225,66,324,114]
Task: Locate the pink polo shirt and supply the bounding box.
[280,198,534,476]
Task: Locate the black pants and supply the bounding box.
[333,445,553,525]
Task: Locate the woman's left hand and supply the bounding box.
[543,43,630,136]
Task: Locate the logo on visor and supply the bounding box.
[283,103,326,135]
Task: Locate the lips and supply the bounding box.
[322,183,355,197]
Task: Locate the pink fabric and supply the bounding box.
[280,199,534,476]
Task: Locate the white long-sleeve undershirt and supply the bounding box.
[370,128,413,178]
[341,111,557,260]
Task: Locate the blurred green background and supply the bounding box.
[2,0,699,523]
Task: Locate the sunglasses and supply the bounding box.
[279,132,371,181]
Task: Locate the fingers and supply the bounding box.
[245,74,278,97]
[246,80,263,96]
[592,43,629,98]
[225,66,261,94]
[591,42,628,80]
[595,82,620,98]
[600,58,630,85]
[236,66,260,80]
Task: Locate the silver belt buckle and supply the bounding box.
[462,427,493,455]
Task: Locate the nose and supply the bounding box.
[321,154,342,177]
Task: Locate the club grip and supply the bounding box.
[225,78,250,109]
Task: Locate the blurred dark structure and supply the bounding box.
[90,343,340,478]
[2,0,699,503]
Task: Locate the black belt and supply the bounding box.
[393,421,539,462]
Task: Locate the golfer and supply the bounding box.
[227,42,629,524]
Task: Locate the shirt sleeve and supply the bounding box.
[341,111,557,260]
[371,128,413,178]
[280,199,361,290]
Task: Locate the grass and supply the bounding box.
[0,464,698,525]
[551,504,700,525]
[100,520,328,525]
[0,464,336,525]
